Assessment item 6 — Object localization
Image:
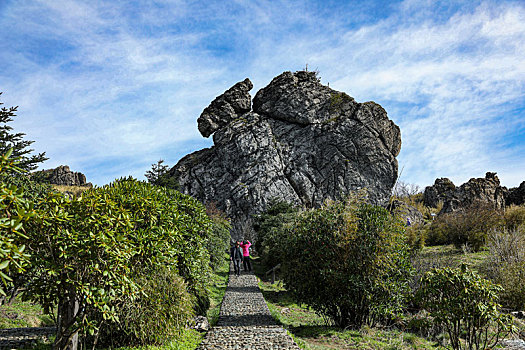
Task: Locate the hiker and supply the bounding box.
[230,241,243,276]
[240,240,252,272]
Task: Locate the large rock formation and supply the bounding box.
[33,165,91,187]
[507,181,525,206]
[423,172,506,214]
[170,71,401,238]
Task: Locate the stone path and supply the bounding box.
[197,265,300,350]
[0,326,55,349]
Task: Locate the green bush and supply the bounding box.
[253,198,298,270]
[99,265,194,346]
[280,197,412,328]
[0,150,39,297]
[206,202,231,271]
[417,265,514,350]
[427,202,503,251]
[23,178,213,349]
[504,205,525,231]
[484,229,525,310]
[405,224,426,253]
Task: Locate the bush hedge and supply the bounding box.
[23,178,214,349]
[279,197,412,328]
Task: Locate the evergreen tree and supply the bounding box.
[145,159,178,189]
[0,93,48,172]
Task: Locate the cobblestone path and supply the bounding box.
[0,326,55,349]
[198,266,300,350]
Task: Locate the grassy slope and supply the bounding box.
[0,298,54,329]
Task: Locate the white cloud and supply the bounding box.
[1,0,524,188]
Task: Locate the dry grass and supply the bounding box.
[51,184,91,197]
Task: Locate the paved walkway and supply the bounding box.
[198,265,300,350]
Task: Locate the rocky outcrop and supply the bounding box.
[388,200,424,226]
[197,78,253,138]
[423,178,456,208]
[33,165,91,187]
[424,172,506,214]
[507,181,525,206]
[170,71,401,238]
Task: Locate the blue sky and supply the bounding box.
[1,0,524,189]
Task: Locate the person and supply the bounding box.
[230,241,243,276]
[240,240,252,272]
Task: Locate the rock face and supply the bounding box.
[34,165,91,187]
[507,181,525,206]
[170,71,401,238]
[197,78,253,138]
[424,172,506,214]
[423,178,456,208]
[388,200,424,226]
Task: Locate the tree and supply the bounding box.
[145,159,178,189]
[0,93,48,172]
[0,149,37,298]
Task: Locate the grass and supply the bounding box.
[206,256,230,326]
[0,297,54,329]
[51,184,91,197]
[415,244,489,269]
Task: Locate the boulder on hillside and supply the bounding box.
[32,165,92,187]
[424,172,506,214]
[423,178,456,208]
[197,78,253,138]
[169,71,401,238]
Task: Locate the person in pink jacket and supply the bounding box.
[240,240,252,272]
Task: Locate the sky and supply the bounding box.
[0,0,524,189]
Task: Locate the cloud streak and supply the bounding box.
[0,0,524,189]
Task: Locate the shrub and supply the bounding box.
[428,202,503,251]
[98,265,194,346]
[206,202,231,271]
[417,265,514,350]
[280,196,412,328]
[484,229,525,310]
[0,150,37,297]
[405,224,426,253]
[504,205,525,231]
[23,178,213,349]
[253,198,298,270]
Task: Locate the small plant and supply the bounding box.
[417,265,514,350]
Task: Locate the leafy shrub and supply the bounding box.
[98,265,194,346]
[417,265,514,350]
[253,198,298,270]
[0,150,37,296]
[23,178,212,349]
[484,229,525,310]
[95,179,212,315]
[427,202,503,251]
[504,205,525,231]
[280,196,412,328]
[405,224,426,253]
[206,202,231,271]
